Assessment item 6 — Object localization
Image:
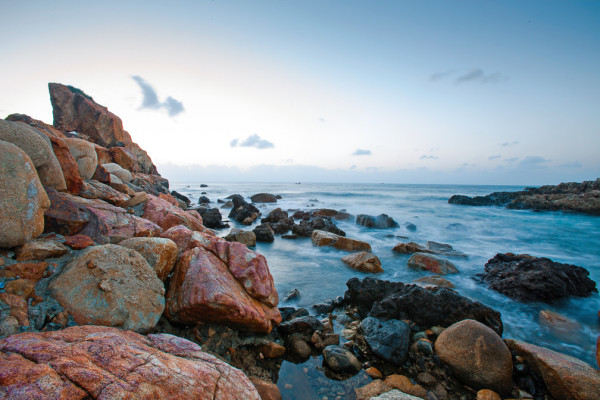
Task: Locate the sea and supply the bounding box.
[170,182,600,398]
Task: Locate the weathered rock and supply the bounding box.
[78,180,131,207]
[344,277,503,335]
[224,229,257,247]
[118,237,178,281]
[0,119,67,191]
[383,375,427,399]
[369,390,423,400]
[15,238,69,261]
[480,253,597,302]
[355,380,393,400]
[311,209,351,220]
[356,213,399,229]
[124,191,148,208]
[228,195,260,225]
[357,316,410,365]
[109,146,135,171]
[434,319,513,395]
[278,316,324,342]
[506,338,600,400]
[407,253,458,275]
[170,190,191,207]
[5,113,65,139]
[93,143,113,164]
[48,244,165,332]
[0,325,261,399]
[249,377,282,400]
[43,186,93,236]
[251,193,278,203]
[0,140,51,248]
[131,172,169,196]
[476,389,501,400]
[63,234,95,250]
[0,293,29,326]
[311,331,340,351]
[413,275,455,289]
[92,163,111,183]
[322,345,361,373]
[312,230,371,252]
[393,242,431,254]
[255,340,286,358]
[197,207,228,229]
[0,262,49,283]
[449,192,519,207]
[288,336,311,360]
[342,251,383,273]
[292,216,345,237]
[539,309,580,337]
[253,223,275,242]
[102,162,133,183]
[143,194,209,233]
[47,136,84,194]
[62,137,98,180]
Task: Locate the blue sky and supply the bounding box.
[2,0,599,184]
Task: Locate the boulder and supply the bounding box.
[253,223,275,242]
[311,230,371,252]
[382,376,427,399]
[170,190,191,207]
[93,143,113,164]
[413,275,455,289]
[480,253,597,302]
[92,163,111,183]
[0,292,29,327]
[341,251,383,273]
[261,208,294,234]
[407,253,459,275]
[78,180,131,207]
[43,186,94,236]
[311,209,351,220]
[143,194,209,233]
[278,315,324,342]
[322,345,362,373]
[434,319,513,395]
[63,234,95,250]
[228,195,260,225]
[0,140,51,248]
[344,277,503,335]
[62,137,98,180]
[369,390,423,400]
[392,242,431,254]
[249,378,282,400]
[0,325,261,399]
[15,238,69,261]
[197,207,228,229]
[0,262,49,283]
[356,316,410,365]
[48,136,84,194]
[356,213,399,229]
[292,215,345,237]
[109,146,135,171]
[224,229,256,247]
[48,244,165,332]
[118,237,178,281]
[355,380,393,400]
[251,193,277,203]
[102,162,133,183]
[506,339,600,400]
[5,113,65,139]
[0,119,67,191]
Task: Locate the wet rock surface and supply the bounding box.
[356,213,399,229]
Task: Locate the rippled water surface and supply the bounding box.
[171,182,600,369]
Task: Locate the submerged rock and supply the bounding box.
[479,253,597,302]
[322,345,362,373]
[356,214,399,229]
[407,253,458,275]
[312,230,371,252]
[342,251,383,273]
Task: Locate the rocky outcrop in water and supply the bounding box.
[449,178,600,215]
[478,253,597,302]
[228,194,261,225]
[356,214,399,229]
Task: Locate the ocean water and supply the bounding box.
[170,182,600,370]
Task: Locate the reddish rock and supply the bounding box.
[119,237,178,281]
[110,146,135,171]
[4,279,36,301]
[158,192,179,206]
[124,191,148,208]
[15,238,69,261]
[143,194,209,233]
[44,186,93,236]
[63,234,95,250]
[62,137,98,180]
[256,341,286,358]
[311,230,372,252]
[93,143,113,165]
[249,377,282,400]
[383,375,427,398]
[539,310,581,340]
[342,251,383,273]
[476,389,501,400]
[392,242,432,254]
[0,262,48,283]
[0,325,261,399]
[0,293,29,326]
[78,180,130,207]
[355,380,392,400]
[48,136,84,194]
[0,140,51,248]
[48,244,165,332]
[407,253,459,275]
[506,339,600,400]
[413,275,455,289]
[91,164,111,183]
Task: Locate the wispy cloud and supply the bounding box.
[558,161,582,168]
[501,141,519,147]
[456,69,507,84]
[420,155,439,160]
[488,155,502,160]
[230,134,274,149]
[517,156,550,169]
[504,157,519,163]
[132,76,184,117]
[430,70,453,82]
[352,149,371,156]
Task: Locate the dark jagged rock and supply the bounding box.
[261,208,294,235]
[196,207,228,229]
[253,223,275,242]
[278,315,324,341]
[170,191,190,207]
[356,214,399,229]
[344,277,503,335]
[479,253,597,302]
[448,192,519,207]
[228,194,260,225]
[278,307,309,322]
[198,195,210,204]
[356,316,411,365]
[291,216,345,237]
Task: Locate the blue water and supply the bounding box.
[171,182,600,368]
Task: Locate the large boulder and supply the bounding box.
[506,339,600,400]
[143,194,209,233]
[0,325,260,399]
[228,194,260,225]
[480,253,597,302]
[48,244,165,332]
[342,251,383,273]
[251,193,277,203]
[78,180,131,207]
[62,137,98,180]
[5,113,66,139]
[0,119,67,191]
[407,253,458,275]
[197,207,228,229]
[312,230,371,252]
[356,214,398,229]
[0,140,51,248]
[434,319,513,395]
[344,277,503,335]
[118,237,178,281]
[101,162,133,183]
[356,317,411,365]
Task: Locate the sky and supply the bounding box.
[1,0,599,185]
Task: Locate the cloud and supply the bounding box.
[430,70,453,82]
[488,155,501,160]
[501,141,519,147]
[558,161,583,168]
[319,117,326,123]
[420,155,439,160]
[352,149,371,156]
[455,69,507,84]
[131,76,184,117]
[517,156,550,169]
[504,157,519,163]
[230,134,274,149]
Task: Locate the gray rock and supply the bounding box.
[358,316,410,365]
[322,345,361,373]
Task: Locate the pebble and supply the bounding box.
[366,367,383,379]
[284,384,293,390]
[476,389,501,400]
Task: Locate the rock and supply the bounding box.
[310,331,339,350]
[251,193,278,203]
[355,380,393,400]
[311,209,351,220]
[476,389,501,400]
[356,213,399,229]
[143,194,209,233]
[5,113,65,139]
[597,335,599,369]
[170,190,191,207]
[249,377,282,400]
[342,251,383,273]
[78,180,131,207]
[425,241,466,257]
[393,242,431,254]
[256,340,286,358]
[383,375,427,399]
[92,164,111,183]
[48,136,84,194]
[0,262,49,283]
[322,345,362,373]
[43,186,93,236]
[63,234,95,250]
[434,319,513,395]
[284,288,300,301]
[0,293,29,327]
[102,162,133,183]
[221,200,234,208]
[413,275,455,289]
[124,191,148,208]
[288,336,311,360]
[62,137,98,180]
[131,172,169,196]
[357,316,410,365]
[109,146,135,171]
[366,367,384,379]
[407,253,458,275]
[0,119,67,191]
[0,316,19,337]
[228,195,260,225]
[224,229,257,247]
[404,222,417,231]
[311,230,371,252]
[278,316,324,341]
[48,244,165,332]
[539,309,580,336]
[118,237,178,281]
[197,207,228,229]
[480,253,597,302]
[506,339,600,400]
[292,215,345,237]
[93,143,113,164]
[253,223,275,242]
[262,208,288,223]
[370,390,424,400]
[344,277,503,335]
[15,238,69,261]
[198,195,211,204]
[164,230,280,333]
[449,192,518,207]
[0,140,51,248]
[0,325,261,399]
[3,279,36,301]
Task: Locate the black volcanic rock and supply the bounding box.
[479,253,597,302]
[356,214,399,229]
[197,207,228,229]
[344,277,503,335]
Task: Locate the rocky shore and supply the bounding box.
[1,84,599,400]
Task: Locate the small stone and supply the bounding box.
[322,345,362,373]
[284,384,293,390]
[64,234,95,250]
[15,239,69,262]
[476,389,501,400]
[366,367,383,379]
